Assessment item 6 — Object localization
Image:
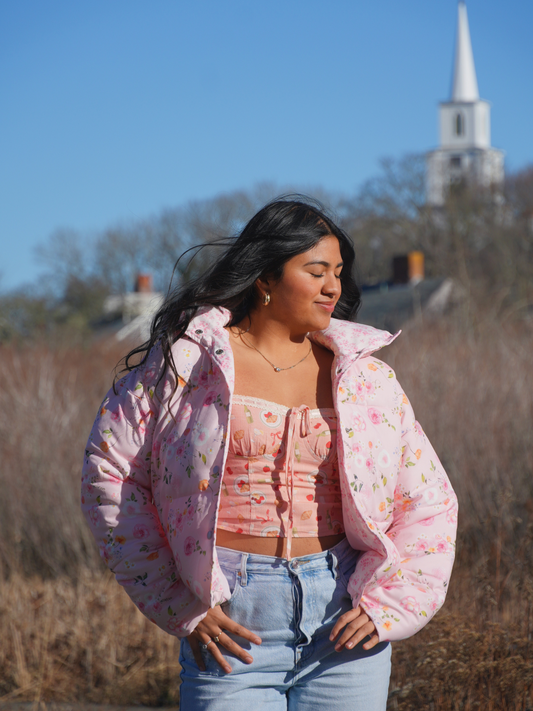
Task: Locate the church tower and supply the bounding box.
[426,2,504,206]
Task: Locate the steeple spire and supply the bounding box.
[426,1,504,206]
[451,2,479,102]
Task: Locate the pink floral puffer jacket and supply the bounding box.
[81,306,457,641]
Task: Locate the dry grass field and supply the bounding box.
[1,309,532,709]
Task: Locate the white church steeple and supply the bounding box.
[426,2,504,206]
[452,2,479,102]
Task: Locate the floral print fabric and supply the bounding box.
[218,395,343,556]
[81,306,458,642]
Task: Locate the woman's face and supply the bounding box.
[260,235,343,333]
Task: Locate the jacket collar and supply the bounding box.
[183,306,233,363]
[185,306,399,374]
[309,318,399,375]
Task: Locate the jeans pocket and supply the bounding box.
[179,635,228,678]
[219,561,243,605]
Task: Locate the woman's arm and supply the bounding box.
[81,361,209,638]
[354,387,458,642]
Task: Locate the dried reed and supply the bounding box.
[0,311,532,708]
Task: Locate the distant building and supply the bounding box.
[103,274,164,342]
[426,2,504,206]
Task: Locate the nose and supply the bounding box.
[323,272,341,297]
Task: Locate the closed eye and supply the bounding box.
[310,271,343,279]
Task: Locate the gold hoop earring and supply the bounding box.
[262,293,271,306]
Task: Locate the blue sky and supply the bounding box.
[1,0,532,293]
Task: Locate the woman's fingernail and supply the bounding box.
[254,637,262,644]
[346,642,353,649]
[224,666,231,673]
[245,656,253,664]
[335,644,341,652]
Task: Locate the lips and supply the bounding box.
[315,302,336,313]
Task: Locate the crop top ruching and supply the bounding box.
[217,395,344,558]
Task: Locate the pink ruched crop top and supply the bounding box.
[217,394,344,559]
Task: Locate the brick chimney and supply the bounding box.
[135,273,153,293]
[392,252,425,285]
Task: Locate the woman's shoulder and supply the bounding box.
[112,337,206,399]
[169,334,204,359]
[346,354,396,376]
[340,355,406,411]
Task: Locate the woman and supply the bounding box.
[82,198,457,710]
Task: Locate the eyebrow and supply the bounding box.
[303,260,344,268]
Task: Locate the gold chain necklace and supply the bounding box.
[240,333,312,372]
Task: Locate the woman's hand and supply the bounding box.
[329,605,380,652]
[187,605,262,674]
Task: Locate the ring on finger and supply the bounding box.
[200,641,213,651]
[212,635,220,643]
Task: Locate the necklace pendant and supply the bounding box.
[274,367,281,372]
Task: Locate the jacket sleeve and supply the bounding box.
[81,356,209,638]
[357,388,458,641]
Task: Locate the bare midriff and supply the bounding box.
[215,528,346,558]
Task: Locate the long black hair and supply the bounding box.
[120,196,361,384]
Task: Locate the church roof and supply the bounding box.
[451,2,479,102]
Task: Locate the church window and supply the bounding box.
[454,113,465,136]
[451,156,462,168]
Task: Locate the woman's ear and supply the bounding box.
[255,275,271,302]
[255,275,273,306]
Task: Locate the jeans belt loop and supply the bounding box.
[240,552,248,586]
[328,548,340,580]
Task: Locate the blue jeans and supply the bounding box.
[179,538,391,710]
